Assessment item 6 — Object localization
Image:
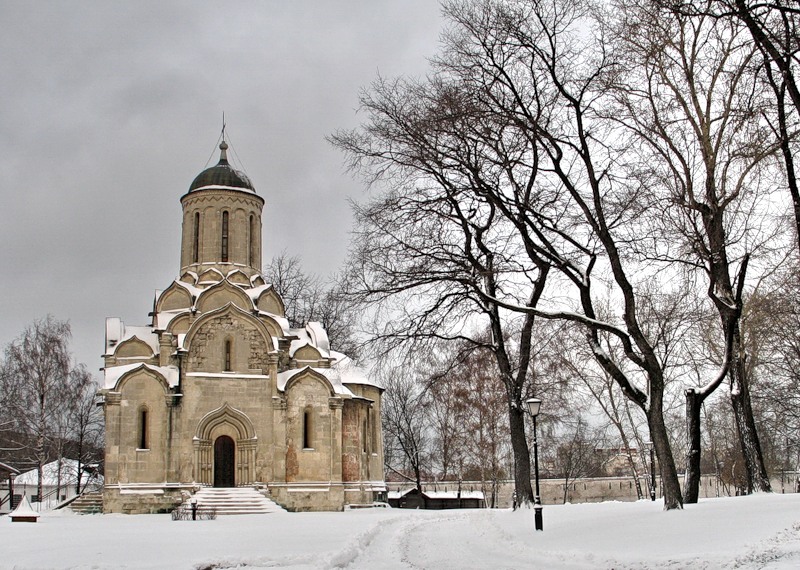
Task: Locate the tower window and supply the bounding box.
[138,407,149,449]
[224,339,232,372]
[193,212,200,264]
[221,211,229,262]
[249,214,255,267]
[303,408,313,449]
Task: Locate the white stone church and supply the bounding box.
[99,140,385,513]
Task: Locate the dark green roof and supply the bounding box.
[189,142,255,193]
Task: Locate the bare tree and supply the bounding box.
[333,0,704,509]
[263,251,323,328]
[67,365,104,494]
[740,263,800,478]
[1,316,72,502]
[432,0,692,508]
[264,251,361,358]
[607,0,785,497]
[547,417,605,504]
[331,69,551,506]
[379,368,432,491]
[669,0,800,250]
[425,337,518,506]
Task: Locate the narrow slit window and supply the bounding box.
[138,408,149,449]
[303,408,313,449]
[224,339,232,372]
[193,212,200,263]
[362,417,368,453]
[370,408,378,453]
[221,211,229,262]
[249,214,255,267]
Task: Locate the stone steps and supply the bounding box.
[187,487,284,515]
[69,491,104,514]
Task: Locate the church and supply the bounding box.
[99,139,385,513]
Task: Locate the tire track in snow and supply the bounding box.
[402,510,587,570]
[330,511,460,570]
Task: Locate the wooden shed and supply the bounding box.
[388,488,486,509]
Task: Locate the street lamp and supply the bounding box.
[645,441,656,501]
[525,397,543,531]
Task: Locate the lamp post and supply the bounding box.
[646,441,656,501]
[525,397,543,531]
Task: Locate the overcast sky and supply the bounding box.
[0,1,444,374]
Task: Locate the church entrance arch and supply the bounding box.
[193,403,258,487]
[214,435,236,487]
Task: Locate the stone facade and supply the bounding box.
[100,140,385,513]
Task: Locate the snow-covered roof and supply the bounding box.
[0,461,19,474]
[9,494,39,518]
[306,322,330,353]
[153,309,188,331]
[191,183,254,193]
[289,328,331,359]
[173,278,203,298]
[285,323,333,361]
[330,351,382,389]
[424,490,485,500]
[256,311,290,334]
[388,488,484,500]
[105,318,159,357]
[276,366,354,397]
[103,363,180,390]
[14,459,103,487]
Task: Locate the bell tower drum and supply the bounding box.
[179,140,264,278]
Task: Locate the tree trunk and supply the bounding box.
[684,388,703,503]
[36,432,45,503]
[413,456,423,493]
[647,390,683,509]
[508,402,534,505]
[615,406,643,499]
[730,329,771,493]
[623,446,644,500]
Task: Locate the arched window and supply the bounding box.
[221,211,229,262]
[249,214,255,267]
[303,407,313,449]
[224,338,232,372]
[192,212,200,264]
[138,407,149,450]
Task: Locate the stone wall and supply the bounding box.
[387,472,800,508]
[103,485,189,515]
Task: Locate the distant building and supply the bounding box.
[10,459,102,511]
[388,488,486,509]
[100,139,385,513]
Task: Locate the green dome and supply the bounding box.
[189,141,255,193]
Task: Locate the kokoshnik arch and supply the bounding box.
[99,140,386,513]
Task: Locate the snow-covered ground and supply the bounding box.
[3,494,799,569]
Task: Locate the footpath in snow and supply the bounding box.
[2,493,799,569]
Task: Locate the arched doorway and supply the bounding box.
[214,435,235,487]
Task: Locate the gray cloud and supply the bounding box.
[0,0,442,373]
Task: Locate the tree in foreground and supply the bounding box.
[1,316,72,502]
[607,0,787,499]
[0,316,103,501]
